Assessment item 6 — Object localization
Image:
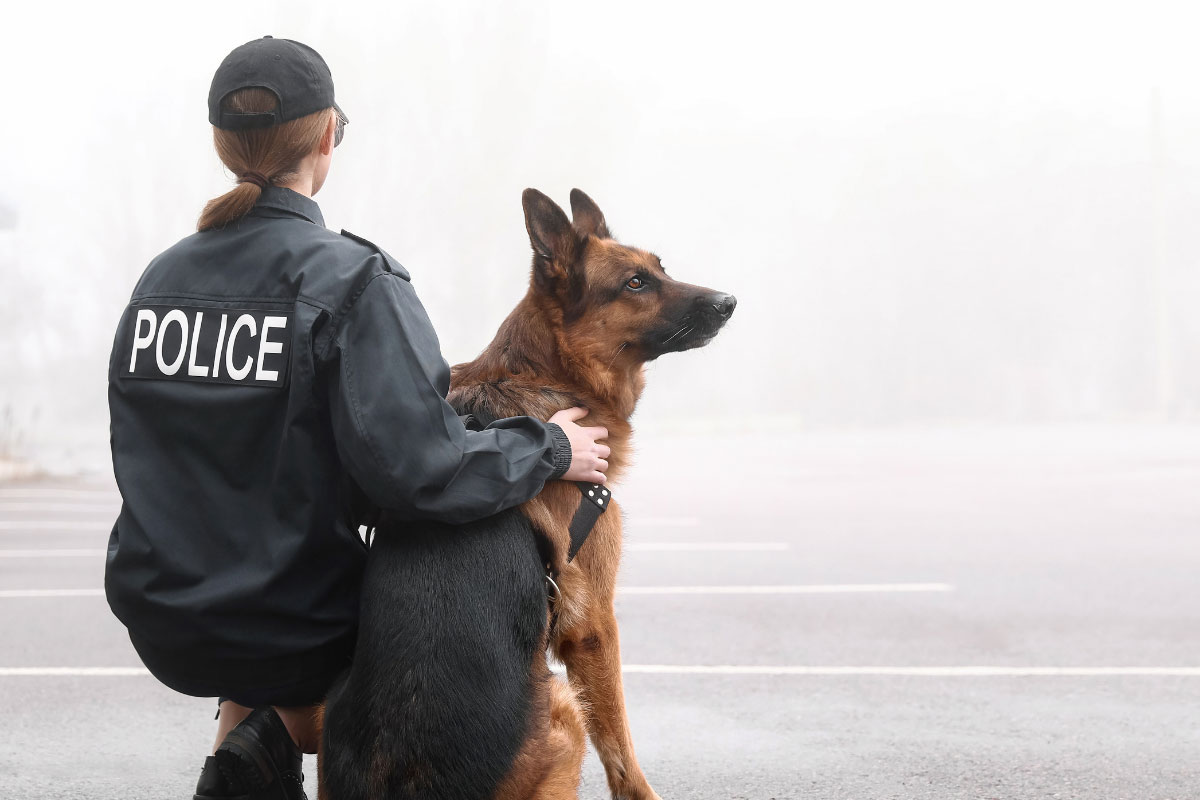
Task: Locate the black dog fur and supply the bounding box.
[320,506,550,800]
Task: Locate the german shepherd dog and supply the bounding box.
[319,189,735,799]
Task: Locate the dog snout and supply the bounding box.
[697,293,737,320]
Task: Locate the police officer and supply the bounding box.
[104,37,609,800]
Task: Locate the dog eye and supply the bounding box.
[626,276,646,291]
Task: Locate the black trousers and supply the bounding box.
[129,630,355,708]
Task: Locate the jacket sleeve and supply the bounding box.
[323,271,572,524]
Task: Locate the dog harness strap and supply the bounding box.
[461,406,608,559]
[568,482,610,562]
[548,484,609,636]
[463,406,608,562]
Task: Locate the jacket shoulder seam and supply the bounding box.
[339,229,411,281]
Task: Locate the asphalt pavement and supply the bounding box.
[2,426,1198,799]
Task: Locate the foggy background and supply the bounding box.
[2,0,1199,473]
[4,5,1200,797]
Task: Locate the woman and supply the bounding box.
[104,37,609,800]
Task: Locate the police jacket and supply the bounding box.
[105,187,571,665]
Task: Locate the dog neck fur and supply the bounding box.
[449,287,641,482]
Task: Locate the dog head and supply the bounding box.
[522,188,736,365]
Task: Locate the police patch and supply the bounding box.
[121,304,293,388]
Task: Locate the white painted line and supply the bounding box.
[627,542,788,552]
[621,665,1200,677]
[0,503,117,513]
[0,521,111,532]
[10,665,1200,678]
[0,490,118,501]
[1,584,952,598]
[0,667,149,677]
[618,583,954,595]
[0,549,106,558]
[0,589,105,598]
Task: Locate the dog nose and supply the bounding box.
[708,293,736,319]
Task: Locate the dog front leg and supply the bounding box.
[556,608,661,800]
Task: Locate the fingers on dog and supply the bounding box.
[556,406,589,423]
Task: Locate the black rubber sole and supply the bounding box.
[193,787,255,800]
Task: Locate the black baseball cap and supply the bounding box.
[208,36,347,130]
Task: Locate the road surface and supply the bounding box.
[1,426,1198,799]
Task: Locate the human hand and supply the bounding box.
[548,407,610,484]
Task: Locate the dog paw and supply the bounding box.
[612,786,662,800]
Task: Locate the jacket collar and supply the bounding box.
[250,186,325,227]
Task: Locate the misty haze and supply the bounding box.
[2,3,1199,799]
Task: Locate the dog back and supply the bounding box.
[321,508,550,800]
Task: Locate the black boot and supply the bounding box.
[193,755,235,800]
[214,707,307,800]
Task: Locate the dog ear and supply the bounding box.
[522,189,579,283]
[570,188,611,239]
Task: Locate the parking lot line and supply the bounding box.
[0,490,118,501]
[0,504,118,513]
[0,589,105,598]
[619,665,1200,676]
[0,535,785,550]
[5,665,1200,678]
[0,521,112,531]
[627,542,789,551]
[0,549,106,557]
[1,584,950,598]
[0,667,149,676]
[618,583,954,594]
